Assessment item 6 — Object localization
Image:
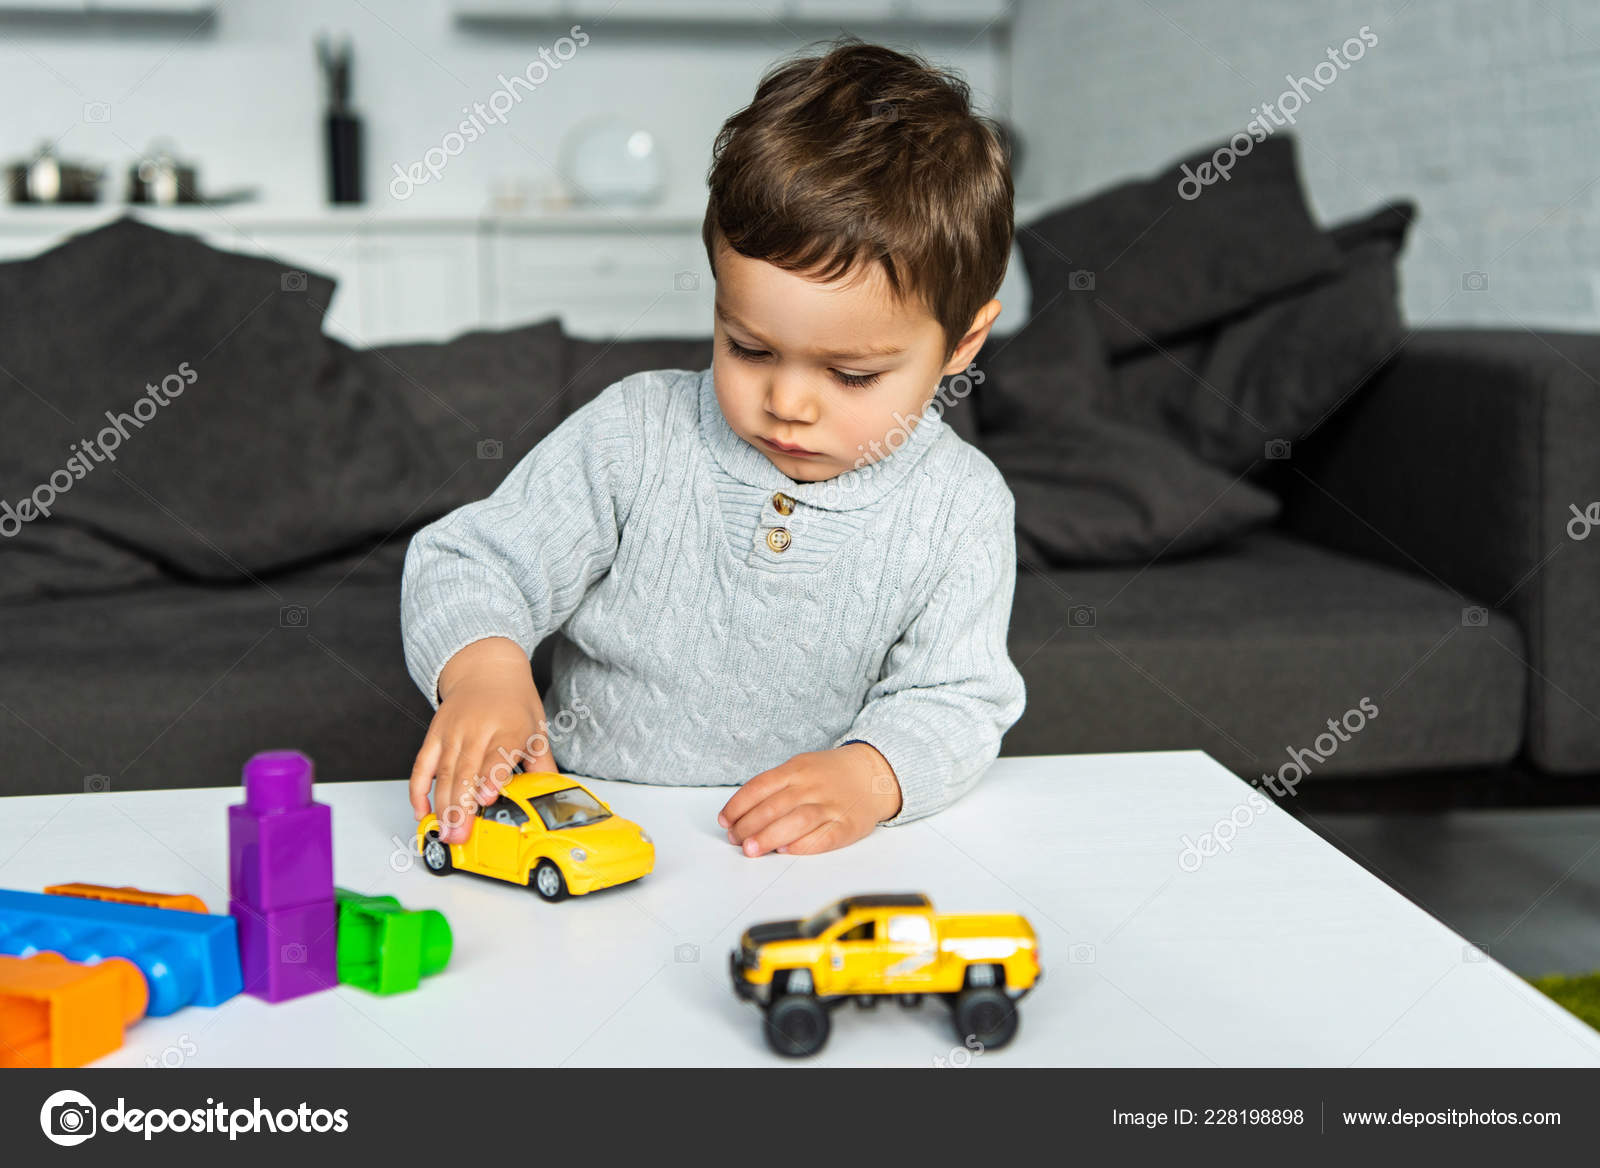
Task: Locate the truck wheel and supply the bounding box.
[764,994,830,1057]
[421,832,452,876]
[531,860,569,902]
[954,987,1019,1050]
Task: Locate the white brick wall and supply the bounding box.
[1009,0,1600,330]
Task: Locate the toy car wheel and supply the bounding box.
[764,994,830,1058]
[421,832,452,876]
[953,987,1019,1050]
[531,860,569,902]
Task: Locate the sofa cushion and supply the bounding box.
[0,217,448,598]
[974,288,1108,436]
[1101,201,1415,471]
[975,260,1279,564]
[1003,529,1526,777]
[330,317,570,513]
[1017,135,1343,356]
[985,418,1280,564]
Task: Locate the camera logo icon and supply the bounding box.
[673,271,700,292]
[279,604,308,628]
[869,100,899,121]
[280,270,308,293]
[673,943,699,963]
[1068,269,1096,291]
[41,1089,97,1146]
[1265,438,1292,460]
[83,102,111,123]
[1462,606,1488,628]
[1462,271,1489,292]
[477,438,503,460]
[281,942,307,964]
[1067,604,1096,628]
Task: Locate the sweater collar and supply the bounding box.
[696,365,944,512]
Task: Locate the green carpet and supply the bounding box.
[1529,972,1600,1032]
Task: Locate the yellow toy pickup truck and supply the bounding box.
[729,893,1041,1057]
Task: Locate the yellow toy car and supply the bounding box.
[730,893,1041,1057]
[417,772,653,901]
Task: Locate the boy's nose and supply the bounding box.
[765,373,820,424]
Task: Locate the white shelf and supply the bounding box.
[453,0,1012,30]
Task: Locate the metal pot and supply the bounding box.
[128,143,199,205]
[6,143,104,204]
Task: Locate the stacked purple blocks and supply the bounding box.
[228,750,337,1003]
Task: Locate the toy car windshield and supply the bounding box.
[799,900,848,937]
[530,787,611,830]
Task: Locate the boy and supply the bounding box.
[402,39,1025,857]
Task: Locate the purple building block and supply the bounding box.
[228,751,333,910]
[228,751,337,1002]
[230,898,338,1003]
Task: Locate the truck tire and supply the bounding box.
[764,994,831,1057]
[953,987,1019,1050]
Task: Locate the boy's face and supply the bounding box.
[711,239,998,483]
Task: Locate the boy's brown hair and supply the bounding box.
[702,38,1014,362]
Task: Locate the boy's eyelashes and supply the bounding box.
[721,336,883,389]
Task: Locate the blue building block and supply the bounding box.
[0,889,242,1016]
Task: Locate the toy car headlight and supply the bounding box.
[639,828,652,844]
[570,847,588,862]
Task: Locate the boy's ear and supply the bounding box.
[941,299,1003,377]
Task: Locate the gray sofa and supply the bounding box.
[2,324,1595,796]
[3,163,1596,798]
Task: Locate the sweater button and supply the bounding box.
[771,492,795,515]
[766,527,791,553]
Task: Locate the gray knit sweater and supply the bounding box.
[400,365,1026,825]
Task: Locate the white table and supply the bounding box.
[4,751,1597,1068]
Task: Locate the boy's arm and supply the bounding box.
[831,493,1027,824]
[401,379,645,709]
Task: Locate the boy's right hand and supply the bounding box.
[408,637,556,844]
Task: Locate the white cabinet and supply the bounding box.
[485,223,712,338]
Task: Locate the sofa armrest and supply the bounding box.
[1277,329,1600,773]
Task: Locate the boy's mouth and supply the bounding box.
[760,435,822,457]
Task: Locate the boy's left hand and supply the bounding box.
[717,742,902,857]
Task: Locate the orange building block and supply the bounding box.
[45,883,209,915]
[0,953,148,1068]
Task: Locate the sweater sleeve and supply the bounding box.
[401,378,644,709]
[831,491,1027,825]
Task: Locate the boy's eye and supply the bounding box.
[832,369,881,389]
[724,337,770,362]
[723,336,881,388]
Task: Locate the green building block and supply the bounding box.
[334,888,452,995]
